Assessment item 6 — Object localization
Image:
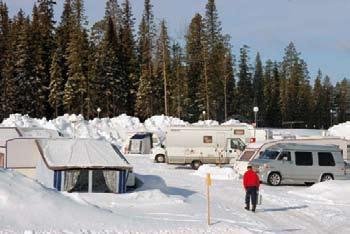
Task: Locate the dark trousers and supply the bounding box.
[245,186,258,207]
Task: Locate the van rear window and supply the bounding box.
[239,150,255,161]
[318,152,335,166]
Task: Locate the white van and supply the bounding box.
[250,143,349,186]
[152,125,267,169]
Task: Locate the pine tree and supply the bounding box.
[120,0,137,115]
[262,60,273,126]
[185,13,203,122]
[49,49,64,117]
[236,45,253,121]
[223,48,235,121]
[202,0,226,120]
[322,75,334,128]
[0,1,10,119]
[135,0,156,119]
[170,42,186,118]
[153,20,171,115]
[312,70,324,128]
[63,0,89,115]
[253,52,263,108]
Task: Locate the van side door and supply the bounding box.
[294,151,314,182]
[317,152,337,179]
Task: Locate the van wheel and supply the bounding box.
[191,160,202,170]
[320,174,333,182]
[268,172,281,186]
[155,154,165,163]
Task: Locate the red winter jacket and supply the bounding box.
[243,169,260,189]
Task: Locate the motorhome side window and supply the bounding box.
[277,151,291,161]
[318,152,335,166]
[203,136,213,144]
[295,152,313,166]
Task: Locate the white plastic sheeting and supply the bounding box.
[36,139,132,170]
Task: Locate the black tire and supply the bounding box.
[320,174,334,182]
[191,160,202,170]
[155,154,165,163]
[268,172,282,186]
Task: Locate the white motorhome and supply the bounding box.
[233,137,350,175]
[152,125,268,169]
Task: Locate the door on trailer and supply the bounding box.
[226,138,246,160]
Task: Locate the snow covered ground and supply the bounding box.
[1,155,350,233]
[1,114,350,233]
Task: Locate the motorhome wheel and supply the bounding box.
[191,160,202,170]
[320,174,334,182]
[155,154,165,163]
[268,172,281,186]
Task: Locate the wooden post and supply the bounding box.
[206,173,212,225]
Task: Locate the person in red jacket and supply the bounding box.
[243,165,260,212]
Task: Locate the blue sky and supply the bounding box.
[4,0,350,83]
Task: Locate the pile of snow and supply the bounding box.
[192,120,219,126]
[144,115,189,143]
[1,114,190,148]
[193,164,240,180]
[328,122,350,140]
[289,180,350,205]
[221,119,241,125]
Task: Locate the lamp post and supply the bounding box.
[330,109,334,127]
[69,115,78,139]
[202,110,206,121]
[97,107,101,119]
[253,106,259,138]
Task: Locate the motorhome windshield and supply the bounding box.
[260,149,280,160]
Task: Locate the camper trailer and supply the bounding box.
[152,125,268,169]
[233,137,350,175]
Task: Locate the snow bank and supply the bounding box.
[144,115,189,143]
[193,164,240,180]
[192,120,219,126]
[221,119,241,125]
[328,122,350,140]
[0,169,134,230]
[289,180,350,205]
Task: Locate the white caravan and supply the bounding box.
[233,137,350,175]
[152,125,268,169]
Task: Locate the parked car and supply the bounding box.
[250,143,350,186]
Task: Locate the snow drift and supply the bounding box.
[289,180,350,205]
[194,164,240,180]
[328,122,350,140]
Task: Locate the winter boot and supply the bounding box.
[244,204,250,211]
[251,205,256,212]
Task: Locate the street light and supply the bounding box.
[69,115,78,139]
[330,109,334,127]
[202,110,206,121]
[97,107,101,119]
[253,106,259,138]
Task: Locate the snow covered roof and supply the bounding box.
[36,139,132,171]
[0,127,61,147]
[18,128,60,138]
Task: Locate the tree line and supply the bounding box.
[0,0,349,128]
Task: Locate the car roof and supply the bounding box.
[267,143,341,152]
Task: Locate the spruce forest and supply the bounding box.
[0,0,348,128]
